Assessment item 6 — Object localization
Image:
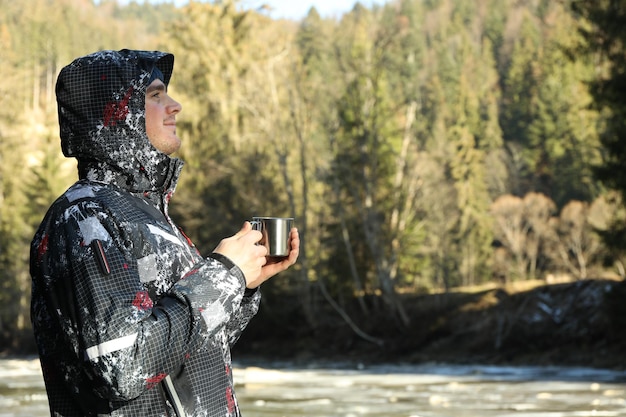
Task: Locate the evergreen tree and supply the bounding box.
[0,116,35,347]
[525,4,601,207]
[571,0,626,259]
[500,13,541,196]
[330,6,412,325]
[416,70,462,290]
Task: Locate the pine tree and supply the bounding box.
[571,0,626,263]
[329,5,413,325]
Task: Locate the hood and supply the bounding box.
[56,49,179,192]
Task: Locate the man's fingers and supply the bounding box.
[254,240,268,258]
[231,221,252,238]
[230,222,263,245]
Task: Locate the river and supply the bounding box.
[1,357,625,416]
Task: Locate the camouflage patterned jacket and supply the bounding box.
[30,50,259,417]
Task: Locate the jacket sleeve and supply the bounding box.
[209,253,262,347]
[226,288,261,347]
[31,198,248,402]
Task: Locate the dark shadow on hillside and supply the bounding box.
[233,279,626,370]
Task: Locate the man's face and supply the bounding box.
[145,79,182,155]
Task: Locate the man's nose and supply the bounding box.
[168,97,182,114]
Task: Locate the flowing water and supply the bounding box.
[1,357,625,417]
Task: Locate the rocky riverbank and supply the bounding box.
[233,278,626,370]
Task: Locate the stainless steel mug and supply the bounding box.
[251,216,294,257]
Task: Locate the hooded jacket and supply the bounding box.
[30,49,259,417]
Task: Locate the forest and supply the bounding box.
[1,0,626,358]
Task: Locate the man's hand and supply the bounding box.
[246,227,300,289]
[212,222,268,286]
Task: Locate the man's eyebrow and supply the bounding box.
[146,83,166,93]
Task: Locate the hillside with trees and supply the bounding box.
[1,0,625,366]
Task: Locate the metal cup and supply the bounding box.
[251,216,294,257]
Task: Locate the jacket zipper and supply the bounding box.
[162,375,187,417]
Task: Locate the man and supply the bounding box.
[30,49,299,417]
